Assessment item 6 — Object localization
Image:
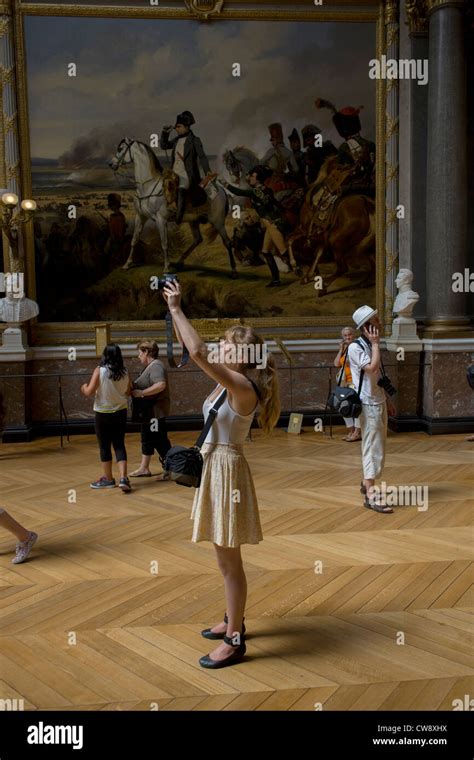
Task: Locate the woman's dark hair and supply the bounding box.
[99,343,127,382]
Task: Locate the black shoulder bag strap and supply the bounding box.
[165,310,189,369]
[354,339,366,397]
[195,388,227,448]
[337,347,349,387]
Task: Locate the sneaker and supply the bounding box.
[90,477,116,489]
[12,531,38,565]
[119,477,132,492]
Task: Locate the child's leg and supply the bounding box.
[0,508,30,542]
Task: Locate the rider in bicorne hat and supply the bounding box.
[160,110,213,224]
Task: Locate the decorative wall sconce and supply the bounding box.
[0,190,37,272]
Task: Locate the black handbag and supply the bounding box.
[328,345,364,419]
[467,365,474,390]
[164,388,227,488]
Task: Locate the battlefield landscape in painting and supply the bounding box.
[26,16,377,322]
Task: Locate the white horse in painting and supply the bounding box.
[109,138,237,276]
[108,138,171,271]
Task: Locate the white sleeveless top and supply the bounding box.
[94,366,129,413]
[202,385,257,446]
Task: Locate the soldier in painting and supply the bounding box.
[160,110,213,224]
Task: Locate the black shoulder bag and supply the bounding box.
[328,344,364,419]
[164,388,227,488]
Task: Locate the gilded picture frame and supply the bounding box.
[8,0,389,344]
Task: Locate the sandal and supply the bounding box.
[364,497,393,514]
[129,470,152,478]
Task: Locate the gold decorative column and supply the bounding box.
[384,0,400,332]
[0,0,22,274]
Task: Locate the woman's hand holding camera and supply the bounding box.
[162,280,182,312]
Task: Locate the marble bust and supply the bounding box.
[0,291,39,323]
[393,268,419,320]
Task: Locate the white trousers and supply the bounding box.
[360,402,387,479]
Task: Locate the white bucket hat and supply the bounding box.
[352,305,378,330]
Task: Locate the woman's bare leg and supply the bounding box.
[130,454,152,477]
[205,544,247,661]
[0,508,30,542]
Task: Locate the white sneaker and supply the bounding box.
[12,532,38,564]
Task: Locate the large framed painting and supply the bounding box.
[13,0,388,340]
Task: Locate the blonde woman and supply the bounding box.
[162,280,280,669]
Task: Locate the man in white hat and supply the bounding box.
[347,305,396,513]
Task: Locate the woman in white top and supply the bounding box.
[81,343,132,491]
[162,280,281,669]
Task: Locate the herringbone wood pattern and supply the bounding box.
[0,429,473,711]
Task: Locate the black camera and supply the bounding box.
[377,375,397,396]
[156,273,179,291]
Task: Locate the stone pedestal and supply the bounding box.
[0,326,33,360]
[386,316,423,352]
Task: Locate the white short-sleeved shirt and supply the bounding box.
[94,367,129,413]
[347,339,386,405]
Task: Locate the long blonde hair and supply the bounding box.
[225,325,281,435]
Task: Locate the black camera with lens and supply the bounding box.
[377,374,396,396]
[156,273,179,291]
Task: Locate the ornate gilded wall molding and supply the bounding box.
[385,0,399,24]
[383,0,399,332]
[405,0,428,33]
[184,0,225,20]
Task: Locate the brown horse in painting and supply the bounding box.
[288,156,376,296]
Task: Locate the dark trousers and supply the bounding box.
[94,409,127,463]
[141,416,171,464]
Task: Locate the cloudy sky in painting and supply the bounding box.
[25,17,376,164]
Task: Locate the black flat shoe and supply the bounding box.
[201,613,246,640]
[199,635,247,669]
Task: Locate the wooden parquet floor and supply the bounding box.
[0,429,473,711]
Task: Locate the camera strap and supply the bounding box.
[165,310,189,368]
[356,336,385,381]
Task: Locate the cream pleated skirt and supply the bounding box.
[191,443,263,548]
